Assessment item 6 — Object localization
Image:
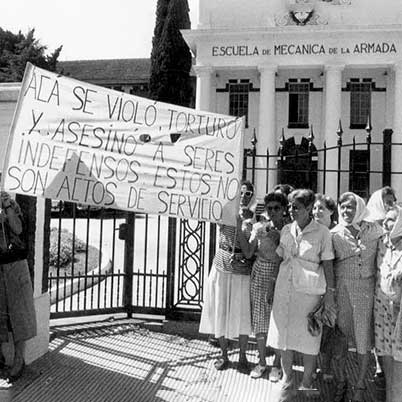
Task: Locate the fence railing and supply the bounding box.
[243,122,398,201]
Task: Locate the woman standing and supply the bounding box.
[199,181,255,373]
[367,187,397,397]
[0,192,36,381]
[332,192,383,402]
[312,193,338,382]
[238,191,288,380]
[367,187,396,224]
[267,189,335,395]
[374,206,402,402]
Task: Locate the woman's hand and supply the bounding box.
[322,290,337,327]
[1,192,11,208]
[322,290,336,310]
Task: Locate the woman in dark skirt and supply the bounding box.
[0,192,36,381]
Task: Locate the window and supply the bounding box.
[349,150,369,199]
[229,80,249,127]
[350,80,371,129]
[288,81,309,128]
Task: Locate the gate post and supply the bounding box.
[123,212,135,318]
[165,217,177,318]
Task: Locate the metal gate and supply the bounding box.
[48,203,214,319]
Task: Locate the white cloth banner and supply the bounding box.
[2,63,244,225]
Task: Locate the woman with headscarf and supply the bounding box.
[366,187,397,401]
[267,189,335,396]
[332,192,383,402]
[199,180,255,373]
[366,187,397,224]
[374,206,402,402]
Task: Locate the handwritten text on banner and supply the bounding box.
[2,63,244,225]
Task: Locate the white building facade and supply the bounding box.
[183,0,402,200]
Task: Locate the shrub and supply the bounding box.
[49,228,86,267]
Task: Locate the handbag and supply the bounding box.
[292,258,326,295]
[380,248,402,303]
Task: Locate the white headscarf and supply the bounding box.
[390,206,402,240]
[366,189,386,222]
[338,192,369,229]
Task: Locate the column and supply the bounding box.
[392,62,402,195]
[323,64,344,200]
[257,64,277,199]
[193,65,214,111]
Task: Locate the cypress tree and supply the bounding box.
[149,0,192,107]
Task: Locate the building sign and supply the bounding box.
[1,63,245,225]
[211,41,397,57]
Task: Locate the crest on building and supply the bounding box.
[275,1,327,26]
[275,0,351,26]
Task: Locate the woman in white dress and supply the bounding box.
[267,189,335,395]
[199,181,255,373]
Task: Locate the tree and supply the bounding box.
[149,0,193,107]
[0,27,62,82]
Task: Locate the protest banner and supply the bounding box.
[1,63,244,225]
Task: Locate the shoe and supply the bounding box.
[250,364,267,379]
[7,360,25,382]
[278,376,294,391]
[322,373,334,382]
[333,380,347,402]
[269,367,282,382]
[237,358,250,374]
[214,358,229,371]
[298,384,320,398]
[208,336,219,347]
[351,386,366,402]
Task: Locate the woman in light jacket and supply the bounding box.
[332,192,383,402]
[267,189,335,395]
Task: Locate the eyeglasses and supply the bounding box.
[267,206,281,211]
[241,191,253,197]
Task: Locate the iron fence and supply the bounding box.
[243,122,398,201]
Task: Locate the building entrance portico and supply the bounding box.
[183,0,402,200]
[278,135,318,191]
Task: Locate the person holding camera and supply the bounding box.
[0,192,36,381]
[238,191,288,380]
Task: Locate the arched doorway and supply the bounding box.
[277,136,318,191]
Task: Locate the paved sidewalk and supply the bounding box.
[0,320,383,402]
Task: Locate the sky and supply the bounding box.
[0,0,199,61]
